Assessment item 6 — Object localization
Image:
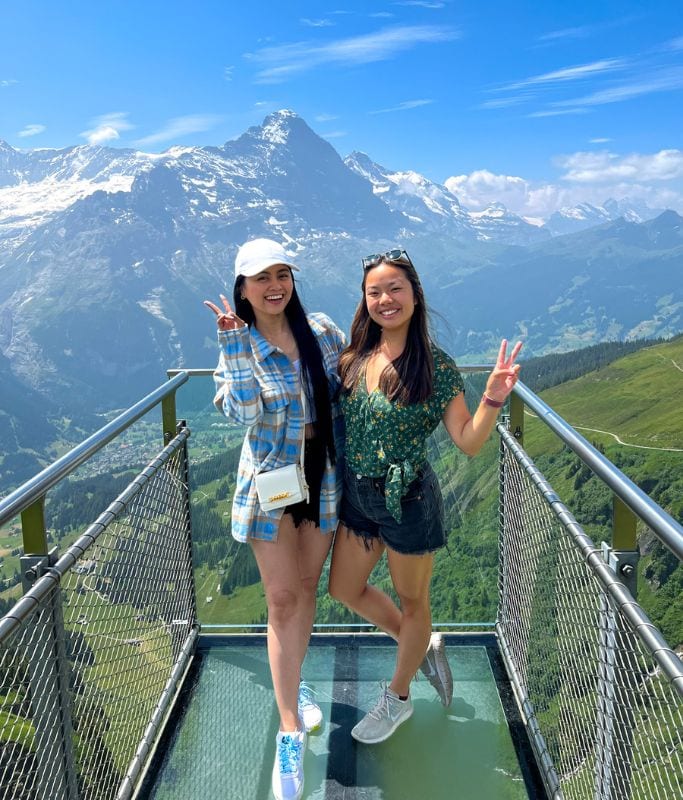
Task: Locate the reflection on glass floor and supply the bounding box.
[141,635,545,800]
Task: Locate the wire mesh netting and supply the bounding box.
[497,430,683,799]
[0,430,197,800]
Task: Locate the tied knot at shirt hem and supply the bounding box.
[385,459,418,523]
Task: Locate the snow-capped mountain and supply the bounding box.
[545,198,664,236]
[344,150,472,235]
[466,201,550,245]
[344,151,549,246]
[0,109,681,437]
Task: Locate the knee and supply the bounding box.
[398,593,430,618]
[266,587,299,622]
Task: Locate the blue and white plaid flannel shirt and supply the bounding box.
[213,312,346,542]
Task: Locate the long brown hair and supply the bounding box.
[338,256,434,404]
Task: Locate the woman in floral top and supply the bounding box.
[329,248,522,745]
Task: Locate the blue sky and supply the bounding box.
[2,0,682,217]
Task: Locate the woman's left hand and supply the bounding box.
[485,339,522,402]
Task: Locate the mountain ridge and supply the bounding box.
[0,109,681,422]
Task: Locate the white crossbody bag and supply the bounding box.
[254,383,310,512]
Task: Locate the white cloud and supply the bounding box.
[80,113,134,145]
[247,25,459,83]
[396,1,445,7]
[480,95,530,109]
[589,137,612,144]
[557,149,683,183]
[315,113,338,122]
[552,67,683,108]
[500,58,627,92]
[134,114,223,147]
[224,66,234,81]
[444,149,683,218]
[370,99,433,114]
[86,126,120,145]
[537,25,597,43]
[445,170,538,213]
[527,108,588,118]
[300,18,334,28]
[536,17,639,45]
[1,79,18,87]
[18,124,46,137]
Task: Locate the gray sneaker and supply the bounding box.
[351,681,413,744]
[419,632,453,706]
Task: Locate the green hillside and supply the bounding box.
[523,336,683,646]
[526,335,683,452]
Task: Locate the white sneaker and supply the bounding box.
[298,681,323,732]
[351,681,413,744]
[419,632,453,706]
[271,730,306,800]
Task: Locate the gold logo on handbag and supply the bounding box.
[269,491,293,502]
[254,382,310,512]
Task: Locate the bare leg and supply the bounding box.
[328,525,402,638]
[386,549,434,697]
[251,515,332,731]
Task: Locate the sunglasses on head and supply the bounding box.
[362,249,413,270]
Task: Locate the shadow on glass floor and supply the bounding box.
[140,634,545,800]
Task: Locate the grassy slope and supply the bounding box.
[525,337,683,452]
[522,336,683,646]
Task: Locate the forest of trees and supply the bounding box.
[520,336,672,393]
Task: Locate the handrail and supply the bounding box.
[513,380,683,561]
[0,371,189,527]
[499,424,683,695]
[166,364,497,379]
[165,366,682,560]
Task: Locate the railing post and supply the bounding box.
[161,391,178,445]
[509,392,524,445]
[611,496,639,597]
[21,497,49,556]
[594,541,636,800]
[20,550,80,800]
[177,420,198,654]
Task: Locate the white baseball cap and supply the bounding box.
[234,238,300,279]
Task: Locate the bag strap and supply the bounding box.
[251,368,308,475]
[297,378,307,472]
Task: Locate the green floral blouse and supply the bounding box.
[341,345,465,521]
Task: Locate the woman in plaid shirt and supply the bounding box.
[205,238,345,800]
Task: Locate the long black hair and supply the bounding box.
[234,275,336,465]
[338,256,433,405]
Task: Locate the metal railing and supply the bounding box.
[497,382,683,800]
[0,370,681,799]
[0,376,198,800]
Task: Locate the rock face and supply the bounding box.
[0,110,681,422]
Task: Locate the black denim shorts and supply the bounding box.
[340,462,446,555]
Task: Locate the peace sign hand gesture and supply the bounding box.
[484,339,522,402]
[203,294,247,331]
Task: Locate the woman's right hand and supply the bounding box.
[203,294,247,331]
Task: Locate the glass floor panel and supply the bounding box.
[141,634,545,800]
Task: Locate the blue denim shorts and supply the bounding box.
[340,462,446,555]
